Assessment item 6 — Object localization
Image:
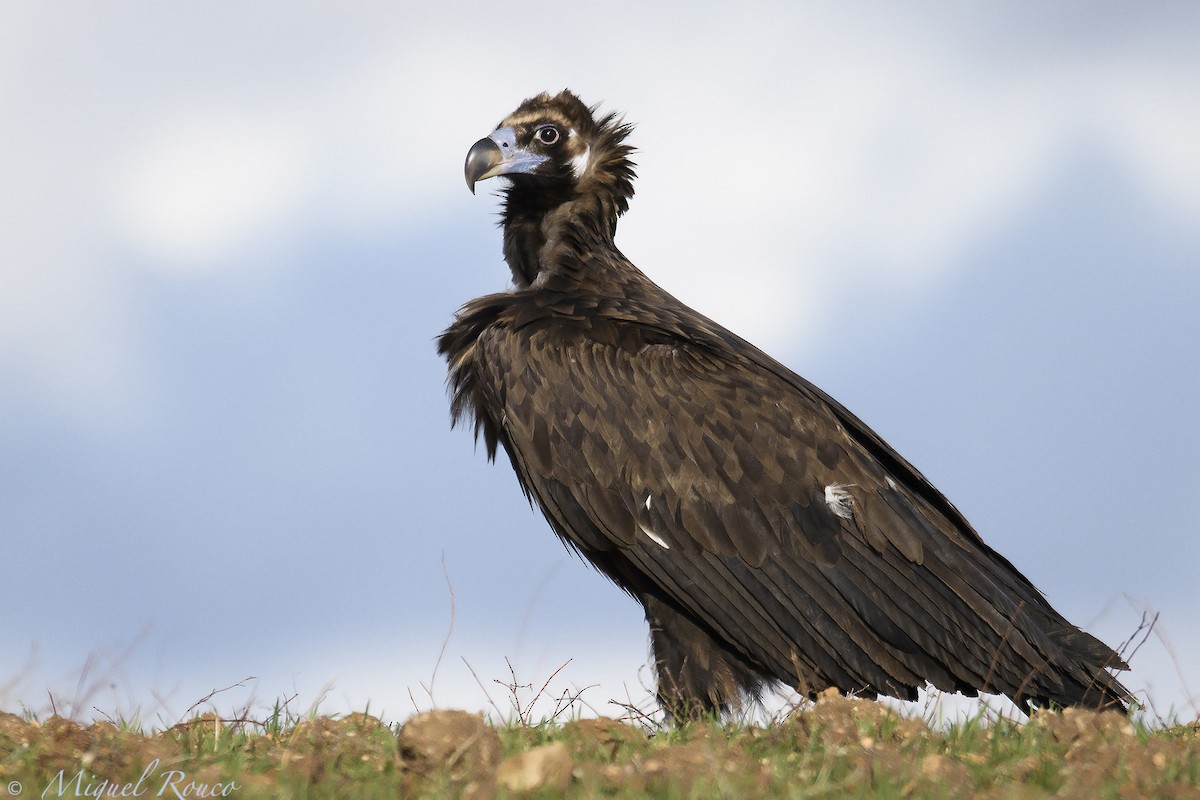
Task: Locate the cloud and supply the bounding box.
[2,3,1198,419]
[111,111,313,274]
[613,11,1200,354]
[1102,62,1200,230]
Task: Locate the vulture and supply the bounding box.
[439,90,1131,719]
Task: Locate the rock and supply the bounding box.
[398,710,501,781]
[495,741,572,794]
[560,717,646,760]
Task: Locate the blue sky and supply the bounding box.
[1,3,1197,725]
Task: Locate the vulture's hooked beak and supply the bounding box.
[464,126,550,193]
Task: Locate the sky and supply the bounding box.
[1,2,1197,727]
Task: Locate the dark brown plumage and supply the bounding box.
[439,90,1131,719]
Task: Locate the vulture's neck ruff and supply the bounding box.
[464,91,636,290]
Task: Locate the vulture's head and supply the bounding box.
[464,90,636,218]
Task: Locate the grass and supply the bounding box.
[3,612,1196,798]
[1,686,1198,799]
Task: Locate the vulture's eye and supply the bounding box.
[535,125,560,146]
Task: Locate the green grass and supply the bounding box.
[1,694,1197,799]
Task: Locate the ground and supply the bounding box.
[1,693,1197,798]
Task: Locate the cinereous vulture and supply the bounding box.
[439,91,1131,719]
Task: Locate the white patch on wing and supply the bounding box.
[644,494,652,511]
[824,483,855,520]
[639,523,670,550]
[570,145,590,178]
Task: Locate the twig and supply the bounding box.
[553,682,601,721]
[426,552,457,705]
[70,651,98,721]
[1122,595,1198,722]
[1153,623,1199,720]
[177,676,257,725]
[1116,610,1158,666]
[497,657,532,723]
[461,657,505,722]
[522,658,573,722]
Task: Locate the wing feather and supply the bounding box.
[460,301,1119,704]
